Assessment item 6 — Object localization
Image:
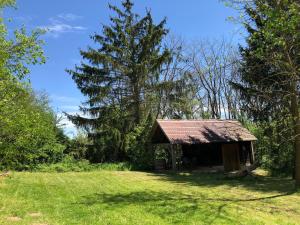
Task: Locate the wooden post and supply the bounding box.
[171,144,176,171]
[250,141,255,164]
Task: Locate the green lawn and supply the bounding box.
[0,171,299,225]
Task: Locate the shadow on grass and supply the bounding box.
[76,191,234,224]
[74,171,298,224]
[75,173,297,224]
[74,172,298,224]
[75,188,294,224]
[149,171,297,194]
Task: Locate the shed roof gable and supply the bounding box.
[151,119,257,144]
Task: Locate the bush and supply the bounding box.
[125,117,154,170]
[0,85,66,170]
[33,156,133,172]
[243,119,294,175]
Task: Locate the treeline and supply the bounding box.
[67,0,300,179]
[1,0,300,182]
[66,1,244,169]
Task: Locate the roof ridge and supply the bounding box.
[152,119,257,144]
[156,119,239,122]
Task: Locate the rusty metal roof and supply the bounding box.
[152,119,257,144]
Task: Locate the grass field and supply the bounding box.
[0,171,299,225]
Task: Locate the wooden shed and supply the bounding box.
[151,119,257,172]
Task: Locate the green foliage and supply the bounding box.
[0,0,15,8]
[124,116,154,169]
[67,0,170,164]
[0,86,66,170]
[242,118,294,174]
[0,2,66,170]
[34,156,132,172]
[232,0,300,175]
[65,132,90,160]
[0,1,45,80]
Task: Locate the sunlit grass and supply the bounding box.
[0,170,299,225]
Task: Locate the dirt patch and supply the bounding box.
[0,171,11,177]
[7,216,22,221]
[28,212,42,217]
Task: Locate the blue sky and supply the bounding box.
[5,0,244,136]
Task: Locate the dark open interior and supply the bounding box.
[181,141,252,170]
[182,143,223,167]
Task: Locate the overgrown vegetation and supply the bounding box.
[33,156,132,172]
[0,0,66,170]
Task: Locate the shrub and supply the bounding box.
[243,119,294,175]
[125,117,154,170]
[33,156,133,172]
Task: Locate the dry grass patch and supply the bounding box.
[31,223,48,225]
[28,212,42,217]
[6,216,22,221]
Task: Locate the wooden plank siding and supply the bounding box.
[222,143,241,172]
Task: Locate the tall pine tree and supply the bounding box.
[67,0,170,162]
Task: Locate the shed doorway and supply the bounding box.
[181,143,223,169]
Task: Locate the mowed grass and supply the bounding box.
[0,171,299,225]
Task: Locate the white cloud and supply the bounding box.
[39,14,87,38]
[57,111,84,138]
[40,23,86,38]
[58,114,77,138]
[50,94,87,137]
[57,13,83,21]
[58,114,75,129]
[50,95,81,137]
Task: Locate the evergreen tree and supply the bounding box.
[67,0,170,162]
[231,0,300,183]
[233,0,290,121]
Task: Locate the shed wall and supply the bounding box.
[222,143,241,172]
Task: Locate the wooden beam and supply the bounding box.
[250,141,255,164]
[170,145,176,171]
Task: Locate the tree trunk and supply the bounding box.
[133,83,141,124]
[170,145,176,171]
[294,120,300,186]
[290,80,300,187]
